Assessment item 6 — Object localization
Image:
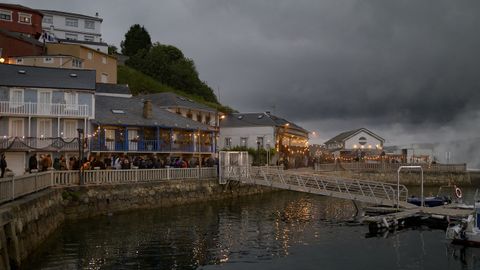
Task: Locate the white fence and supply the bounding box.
[0,167,218,204]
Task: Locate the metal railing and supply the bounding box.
[224,165,411,208]
[0,167,218,205]
[0,101,90,118]
[0,137,79,151]
[315,162,467,173]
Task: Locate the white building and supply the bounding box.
[219,112,309,166]
[324,128,384,159]
[39,9,108,53]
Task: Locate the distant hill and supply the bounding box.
[117,65,234,113]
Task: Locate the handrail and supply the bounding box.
[0,101,90,117]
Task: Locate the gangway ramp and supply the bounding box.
[224,165,415,209]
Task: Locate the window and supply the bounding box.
[63,120,77,138]
[65,33,78,40]
[0,9,12,21]
[9,88,24,107]
[84,35,94,42]
[43,57,53,64]
[18,13,31,24]
[72,58,82,68]
[197,113,202,122]
[84,20,95,29]
[176,108,181,115]
[9,118,24,138]
[101,73,108,83]
[16,58,23,64]
[43,15,53,24]
[225,137,232,148]
[37,119,52,138]
[187,111,193,119]
[87,52,93,60]
[64,92,78,110]
[206,115,211,125]
[240,137,248,147]
[257,137,264,148]
[65,18,78,27]
[101,56,107,64]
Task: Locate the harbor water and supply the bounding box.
[23,187,480,270]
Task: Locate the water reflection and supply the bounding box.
[23,189,480,270]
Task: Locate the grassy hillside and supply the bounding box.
[117,65,234,113]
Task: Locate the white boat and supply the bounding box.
[446,199,480,246]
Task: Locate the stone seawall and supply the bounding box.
[318,171,473,186]
[0,179,274,269]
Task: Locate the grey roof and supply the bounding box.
[141,92,217,113]
[0,29,44,47]
[39,9,103,22]
[220,112,309,134]
[324,128,385,145]
[0,3,43,15]
[0,64,96,90]
[93,96,214,131]
[96,83,131,96]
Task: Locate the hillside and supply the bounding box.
[117,65,234,113]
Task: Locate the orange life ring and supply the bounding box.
[455,187,463,199]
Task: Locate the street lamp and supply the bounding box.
[77,128,84,185]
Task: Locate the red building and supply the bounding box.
[0,3,44,58]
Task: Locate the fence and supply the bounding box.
[315,162,467,173]
[0,167,218,205]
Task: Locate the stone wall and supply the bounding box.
[319,171,472,186]
[0,179,274,269]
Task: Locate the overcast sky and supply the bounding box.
[7,1,480,151]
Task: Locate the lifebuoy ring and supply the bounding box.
[455,187,463,199]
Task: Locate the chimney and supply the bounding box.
[143,100,152,119]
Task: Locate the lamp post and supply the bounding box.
[77,128,84,185]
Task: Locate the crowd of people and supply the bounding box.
[25,153,218,172]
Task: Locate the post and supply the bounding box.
[77,128,84,185]
[397,165,423,209]
[11,176,14,200]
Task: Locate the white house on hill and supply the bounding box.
[324,128,384,159]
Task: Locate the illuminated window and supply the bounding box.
[18,13,31,24]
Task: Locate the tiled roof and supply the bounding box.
[0,29,43,47]
[324,128,385,145]
[56,38,109,47]
[141,92,217,113]
[0,64,96,90]
[220,112,309,134]
[93,96,214,131]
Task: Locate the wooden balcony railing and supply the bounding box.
[0,101,91,118]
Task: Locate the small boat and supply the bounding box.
[407,185,462,207]
[446,190,480,246]
[446,205,480,246]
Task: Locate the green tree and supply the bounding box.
[120,24,152,56]
[126,43,218,103]
[108,44,118,55]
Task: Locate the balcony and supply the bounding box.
[0,101,91,118]
[0,137,79,151]
[89,139,214,153]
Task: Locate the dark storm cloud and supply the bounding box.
[6,0,480,150]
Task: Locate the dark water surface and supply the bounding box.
[24,188,480,270]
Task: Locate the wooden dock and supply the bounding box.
[363,205,473,233]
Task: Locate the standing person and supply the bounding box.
[41,155,49,172]
[46,154,53,170]
[60,155,67,170]
[0,154,7,178]
[53,158,61,170]
[29,153,38,173]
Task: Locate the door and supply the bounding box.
[128,129,138,151]
[105,129,115,151]
[37,119,52,148]
[4,152,26,176]
[9,118,24,138]
[38,91,52,115]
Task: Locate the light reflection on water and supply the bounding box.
[23,189,480,270]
